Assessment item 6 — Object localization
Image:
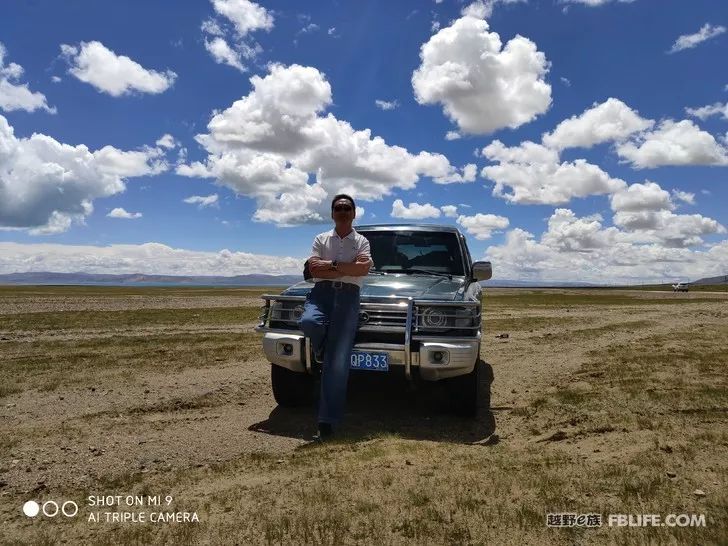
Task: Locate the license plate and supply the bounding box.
[350,350,389,372]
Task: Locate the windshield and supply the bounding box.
[359,231,465,276]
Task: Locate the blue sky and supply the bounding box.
[0,0,727,282]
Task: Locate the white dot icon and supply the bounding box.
[23,500,40,517]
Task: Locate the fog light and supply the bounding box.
[427,350,449,365]
[280,343,293,356]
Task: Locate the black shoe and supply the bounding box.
[312,422,334,443]
[314,347,325,364]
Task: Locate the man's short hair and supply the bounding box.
[331,193,355,212]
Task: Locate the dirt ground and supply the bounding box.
[0,286,725,545]
[0,293,264,314]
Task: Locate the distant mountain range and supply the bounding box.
[485,280,598,287]
[692,275,728,285]
[0,271,596,287]
[0,271,723,287]
[0,271,303,286]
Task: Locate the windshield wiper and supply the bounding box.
[398,268,452,279]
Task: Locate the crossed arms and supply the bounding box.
[308,254,373,278]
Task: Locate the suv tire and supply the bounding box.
[271,363,315,407]
[447,358,481,417]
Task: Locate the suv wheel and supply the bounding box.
[271,364,315,407]
[447,358,481,417]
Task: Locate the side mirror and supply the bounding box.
[472,261,492,281]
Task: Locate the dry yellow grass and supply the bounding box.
[0,286,726,545]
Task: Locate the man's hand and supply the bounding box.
[308,257,333,271]
[336,254,373,276]
[308,257,343,278]
[308,255,372,277]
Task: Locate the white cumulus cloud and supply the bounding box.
[204,36,246,72]
[485,208,728,284]
[202,0,272,71]
[541,209,619,252]
[60,41,177,96]
[668,23,726,54]
[412,6,551,135]
[183,194,220,208]
[542,98,653,150]
[440,205,459,217]
[93,145,168,177]
[391,199,442,219]
[671,189,695,205]
[478,98,728,208]
[155,134,177,149]
[685,102,728,121]
[0,114,170,234]
[462,0,528,19]
[211,0,273,36]
[0,42,55,113]
[375,99,399,111]
[0,241,304,276]
[107,207,142,219]
[481,140,626,204]
[616,119,728,168]
[178,63,474,226]
[612,209,725,247]
[608,181,724,248]
[609,181,672,213]
[561,0,637,6]
[456,212,509,240]
[540,98,728,168]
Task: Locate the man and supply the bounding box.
[298,194,373,442]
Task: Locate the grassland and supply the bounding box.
[0,285,726,545]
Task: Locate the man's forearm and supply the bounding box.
[337,258,372,276]
[308,257,371,277]
[308,259,343,278]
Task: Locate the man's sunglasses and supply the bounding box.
[334,204,353,212]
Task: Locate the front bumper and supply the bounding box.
[416,338,479,380]
[255,326,479,381]
[258,329,307,373]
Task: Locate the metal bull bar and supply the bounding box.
[256,294,479,380]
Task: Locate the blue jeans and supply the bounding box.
[298,281,360,427]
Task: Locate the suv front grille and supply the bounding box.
[259,296,479,338]
[358,302,408,331]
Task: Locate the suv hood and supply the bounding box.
[281,275,467,301]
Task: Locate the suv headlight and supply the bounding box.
[269,301,305,325]
[417,306,477,332]
[454,308,475,327]
[422,307,447,328]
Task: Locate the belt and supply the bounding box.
[320,280,360,292]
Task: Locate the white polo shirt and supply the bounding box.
[310,227,372,288]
